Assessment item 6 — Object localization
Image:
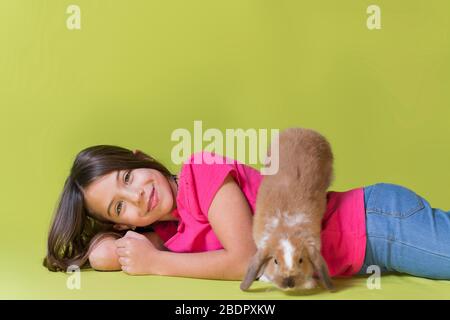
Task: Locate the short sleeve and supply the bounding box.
[184,151,241,218]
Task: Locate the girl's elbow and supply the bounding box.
[89,239,121,271]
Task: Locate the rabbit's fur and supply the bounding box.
[240,128,335,291]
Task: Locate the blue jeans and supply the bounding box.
[356,183,450,280]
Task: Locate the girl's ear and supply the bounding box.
[113,224,135,231]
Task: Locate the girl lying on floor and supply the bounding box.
[43,145,450,282]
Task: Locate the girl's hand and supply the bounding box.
[115,230,159,275]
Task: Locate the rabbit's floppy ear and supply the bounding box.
[240,250,270,291]
[306,245,335,292]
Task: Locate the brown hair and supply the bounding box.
[43,145,175,272]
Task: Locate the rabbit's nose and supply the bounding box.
[282,277,295,288]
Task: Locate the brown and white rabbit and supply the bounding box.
[240,127,335,291]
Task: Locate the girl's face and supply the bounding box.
[83,168,178,230]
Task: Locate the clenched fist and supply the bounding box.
[115,230,159,275]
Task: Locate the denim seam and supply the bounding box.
[366,234,450,261]
[367,184,425,218]
[366,203,424,217]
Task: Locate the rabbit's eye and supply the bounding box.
[274,259,278,265]
[299,258,303,264]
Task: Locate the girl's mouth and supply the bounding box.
[147,185,159,212]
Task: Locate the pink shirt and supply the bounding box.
[153,151,366,277]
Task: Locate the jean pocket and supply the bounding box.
[365,183,425,218]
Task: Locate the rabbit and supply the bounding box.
[240,127,335,292]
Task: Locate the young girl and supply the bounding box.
[43,145,450,281]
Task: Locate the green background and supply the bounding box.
[1,0,449,299]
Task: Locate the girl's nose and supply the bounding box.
[126,188,144,204]
[136,188,144,202]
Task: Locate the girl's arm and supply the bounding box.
[153,174,257,280]
[89,232,167,271]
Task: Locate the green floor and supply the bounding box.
[2,231,450,300]
[3,262,450,299]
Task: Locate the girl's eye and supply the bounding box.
[116,201,124,215]
[124,170,131,184]
[274,259,278,265]
[116,170,132,215]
